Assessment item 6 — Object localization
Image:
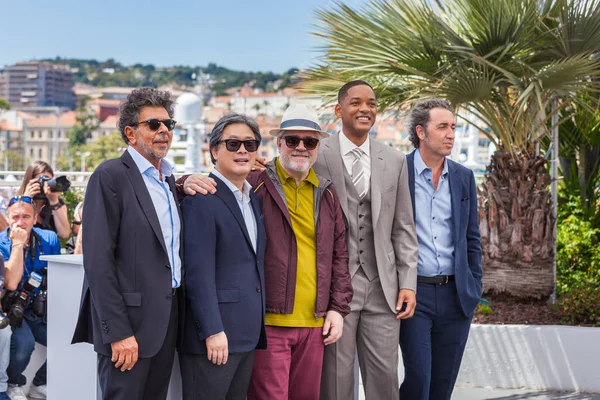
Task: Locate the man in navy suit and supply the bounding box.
[179,113,266,400]
[399,99,482,400]
[72,88,184,400]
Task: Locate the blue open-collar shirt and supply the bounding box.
[127,146,182,288]
[414,149,455,277]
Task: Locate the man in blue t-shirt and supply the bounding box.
[0,196,60,400]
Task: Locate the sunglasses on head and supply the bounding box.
[217,139,260,153]
[132,119,177,131]
[282,135,320,150]
[8,196,34,207]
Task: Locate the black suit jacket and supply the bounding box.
[407,151,483,317]
[179,174,267,355]
[72,150,185,358]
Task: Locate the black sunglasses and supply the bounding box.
[132,119,177,131]
[217,139,260,153]
[282,135,320,150]
[8,196,34,207]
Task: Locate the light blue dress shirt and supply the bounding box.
[414,149,455,277]
[211,169,257,252]
[127,147,182,288]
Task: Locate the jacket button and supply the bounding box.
[256,287,261,293]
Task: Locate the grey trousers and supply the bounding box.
[321,269,401,400]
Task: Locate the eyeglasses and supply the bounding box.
[217,139,260,152]
[8,196,34,208]
[282,135,320,150]
[132,119,177,131]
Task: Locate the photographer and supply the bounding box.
[0,258,13,400]
[0,196,60,400]
[18,161,70,240]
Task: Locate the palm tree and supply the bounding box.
[301,0,600,298]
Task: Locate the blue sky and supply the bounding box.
[1,0,365,73]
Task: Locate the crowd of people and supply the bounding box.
[0,82,481,400]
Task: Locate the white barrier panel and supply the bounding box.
[457,324,600,393]
[42,255,182,400]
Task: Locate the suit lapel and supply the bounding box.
[370,140,385,226]
[447,160,462,244]
[121,151,168,256]
[250,193,265,281]
[407,151,416,222]
[212,174,255,253]
[322,133,349,217]
[166,175,184,262]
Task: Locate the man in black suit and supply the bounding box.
[72,88,184,400]
[179,113,266,400]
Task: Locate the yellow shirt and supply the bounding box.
[265,158,324,327]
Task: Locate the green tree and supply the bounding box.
[0,98,10,110]
[85,131,125,170]
[69,106,99,148]
[302,0,600,298]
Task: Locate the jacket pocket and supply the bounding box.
[122,292,142,307]
[217,289,240,303]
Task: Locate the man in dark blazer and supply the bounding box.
[179,113,266,400]
[399,99,482,400]
[72,88,184,400]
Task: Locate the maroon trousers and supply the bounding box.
[247,326,325,400]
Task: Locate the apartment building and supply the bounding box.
[0,61,76,109]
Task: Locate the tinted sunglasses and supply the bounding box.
[217,139,260,152]
[282,136,320,150]
[132,119,177,131]
[8,196,34,207]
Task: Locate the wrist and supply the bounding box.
[12,242,26,247]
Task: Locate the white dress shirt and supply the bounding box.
[211,168,258,252]
[339,130,371,184]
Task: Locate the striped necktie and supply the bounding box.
[351,148,367,198]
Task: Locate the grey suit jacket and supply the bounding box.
[313,132,418,313]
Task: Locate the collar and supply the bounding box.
[211,168,252,201]
[414,148,448,177]
[127,146,174,178]
[339,130,370,157]
[275,157,319,187]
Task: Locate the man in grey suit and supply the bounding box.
[317,80,418,400]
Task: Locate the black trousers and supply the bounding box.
[98,298,178,400]
[180,350,255,400]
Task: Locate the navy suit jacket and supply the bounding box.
[72,150,185,358]
[180,174,267,355]
[407,151,482,317]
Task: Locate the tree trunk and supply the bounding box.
[478,149,555,298]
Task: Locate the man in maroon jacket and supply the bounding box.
[178,105,352,400]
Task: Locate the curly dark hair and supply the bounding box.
[407,99,454,148]
[117,87,175,144]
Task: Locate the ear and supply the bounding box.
[210,146,218,163]
[334,103,342,119]
[416,125,427,142]
[125,126,137,145]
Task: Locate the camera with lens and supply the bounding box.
[2,271,43,327]
[0,278,10,329]
[31,267,48,318]
[34,175,71,200]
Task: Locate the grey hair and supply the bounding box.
[209,113,262,164]
[407,99,454,148]
[118,87,176,144]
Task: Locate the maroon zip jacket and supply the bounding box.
[176,162,352,318]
